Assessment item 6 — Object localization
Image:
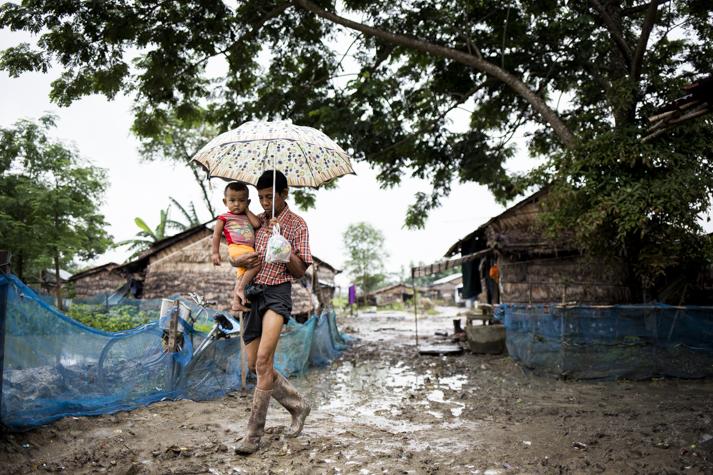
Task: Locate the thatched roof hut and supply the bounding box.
[447,190,631,305]
[643,73,712,142]
[69,263,125,299]
[39,268,72,293]
[426,273,463,303]
[311,256,340,313]
[367,283,414,306]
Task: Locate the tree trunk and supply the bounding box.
[190,164,214,217]
[15,252,23,282]
[54,252,63,311]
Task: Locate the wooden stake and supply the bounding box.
[239,312,247,390]
[412,273,419,350]
[167,300,180,352]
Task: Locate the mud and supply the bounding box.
[2,309,713,474]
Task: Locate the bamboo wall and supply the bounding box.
[499,254,631,304]
[72,270,126,298]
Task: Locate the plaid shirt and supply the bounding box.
[254,204,312,285]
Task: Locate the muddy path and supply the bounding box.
[2,310,713,474]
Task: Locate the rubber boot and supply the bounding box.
[272,372,311,437]
[235,388,272,455]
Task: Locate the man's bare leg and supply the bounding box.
[235,311,283,455]
[255,310,285,390]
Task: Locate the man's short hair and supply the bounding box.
[256,170,288,193]
[224,182,249,195]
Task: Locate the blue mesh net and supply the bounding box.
[0,274,351,429]
[308,313,343,367]
[495,303,713,380]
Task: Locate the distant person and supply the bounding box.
[229,170,313,455]
[211,182,261,312]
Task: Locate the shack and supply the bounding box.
[446,189,630,305]
[69,263,125,299]
[426,273,463,304]
[311,257,341,313]
[433,190,713,379]
[39,268,72,294]
[367,283,414,306]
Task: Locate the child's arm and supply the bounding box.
[211,220,225,266]
[246,205,262,230]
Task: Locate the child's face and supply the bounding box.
[223,189,249,214]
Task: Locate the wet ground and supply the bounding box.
[2,308,713,474]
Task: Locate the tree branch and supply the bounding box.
[177,3,291,77]
[361,83,484,161]
[622,0,669,16]
[630,0,660,82]
[294,0,577,149]
[589,0,633,67]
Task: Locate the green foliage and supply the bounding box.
[168,197,202,231]
[66,304,155,332]
[117,207,172,259]
[342,222,387,295]
[379,299,406,312]
[0,115,112,282]
[134,109,218,216]
[534,124,713,299]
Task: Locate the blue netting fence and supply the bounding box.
[495,303,713,380]
[0,274,352,430]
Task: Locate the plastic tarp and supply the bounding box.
[495,303,713,380]
[0,274,351,429]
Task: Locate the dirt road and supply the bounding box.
[2,310,713,474]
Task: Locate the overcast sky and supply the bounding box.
[2,27,710,288]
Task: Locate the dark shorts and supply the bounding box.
[242,282,292,345]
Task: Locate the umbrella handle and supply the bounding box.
[272,154,276,219]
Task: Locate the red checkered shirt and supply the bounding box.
[254,204,312,285]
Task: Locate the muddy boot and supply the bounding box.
[235,388,272,455]
[272,372,311,437]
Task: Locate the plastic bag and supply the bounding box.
[265,223,292,263]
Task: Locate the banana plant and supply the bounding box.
[116,207,171,259]
[167,197,202,231]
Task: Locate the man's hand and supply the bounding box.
[232,285,250,312]
[229,251,260,269]
[211,252,221,266]
[265,217,279,233]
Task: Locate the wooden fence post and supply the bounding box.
[167,300,180,390]
[0,251,10,424]
[239,312,247,391]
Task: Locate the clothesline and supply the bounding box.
[410,248,491,278]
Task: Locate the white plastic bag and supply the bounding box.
[265,223,292,263]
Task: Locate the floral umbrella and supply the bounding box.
[192,120,355,190]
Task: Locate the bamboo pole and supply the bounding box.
[239,312,247,390]
[411,272,419,350]
[0,264,8,424]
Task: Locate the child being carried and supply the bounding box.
[211,182,261,311]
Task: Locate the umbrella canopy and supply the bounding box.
[192,120,355,188]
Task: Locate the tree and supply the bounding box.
[117,207,172,259]
[342,222,388,296]
[2,1,712,298]
[167,197,202,231]
[135,111,218,217]
[0,115,112,306]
